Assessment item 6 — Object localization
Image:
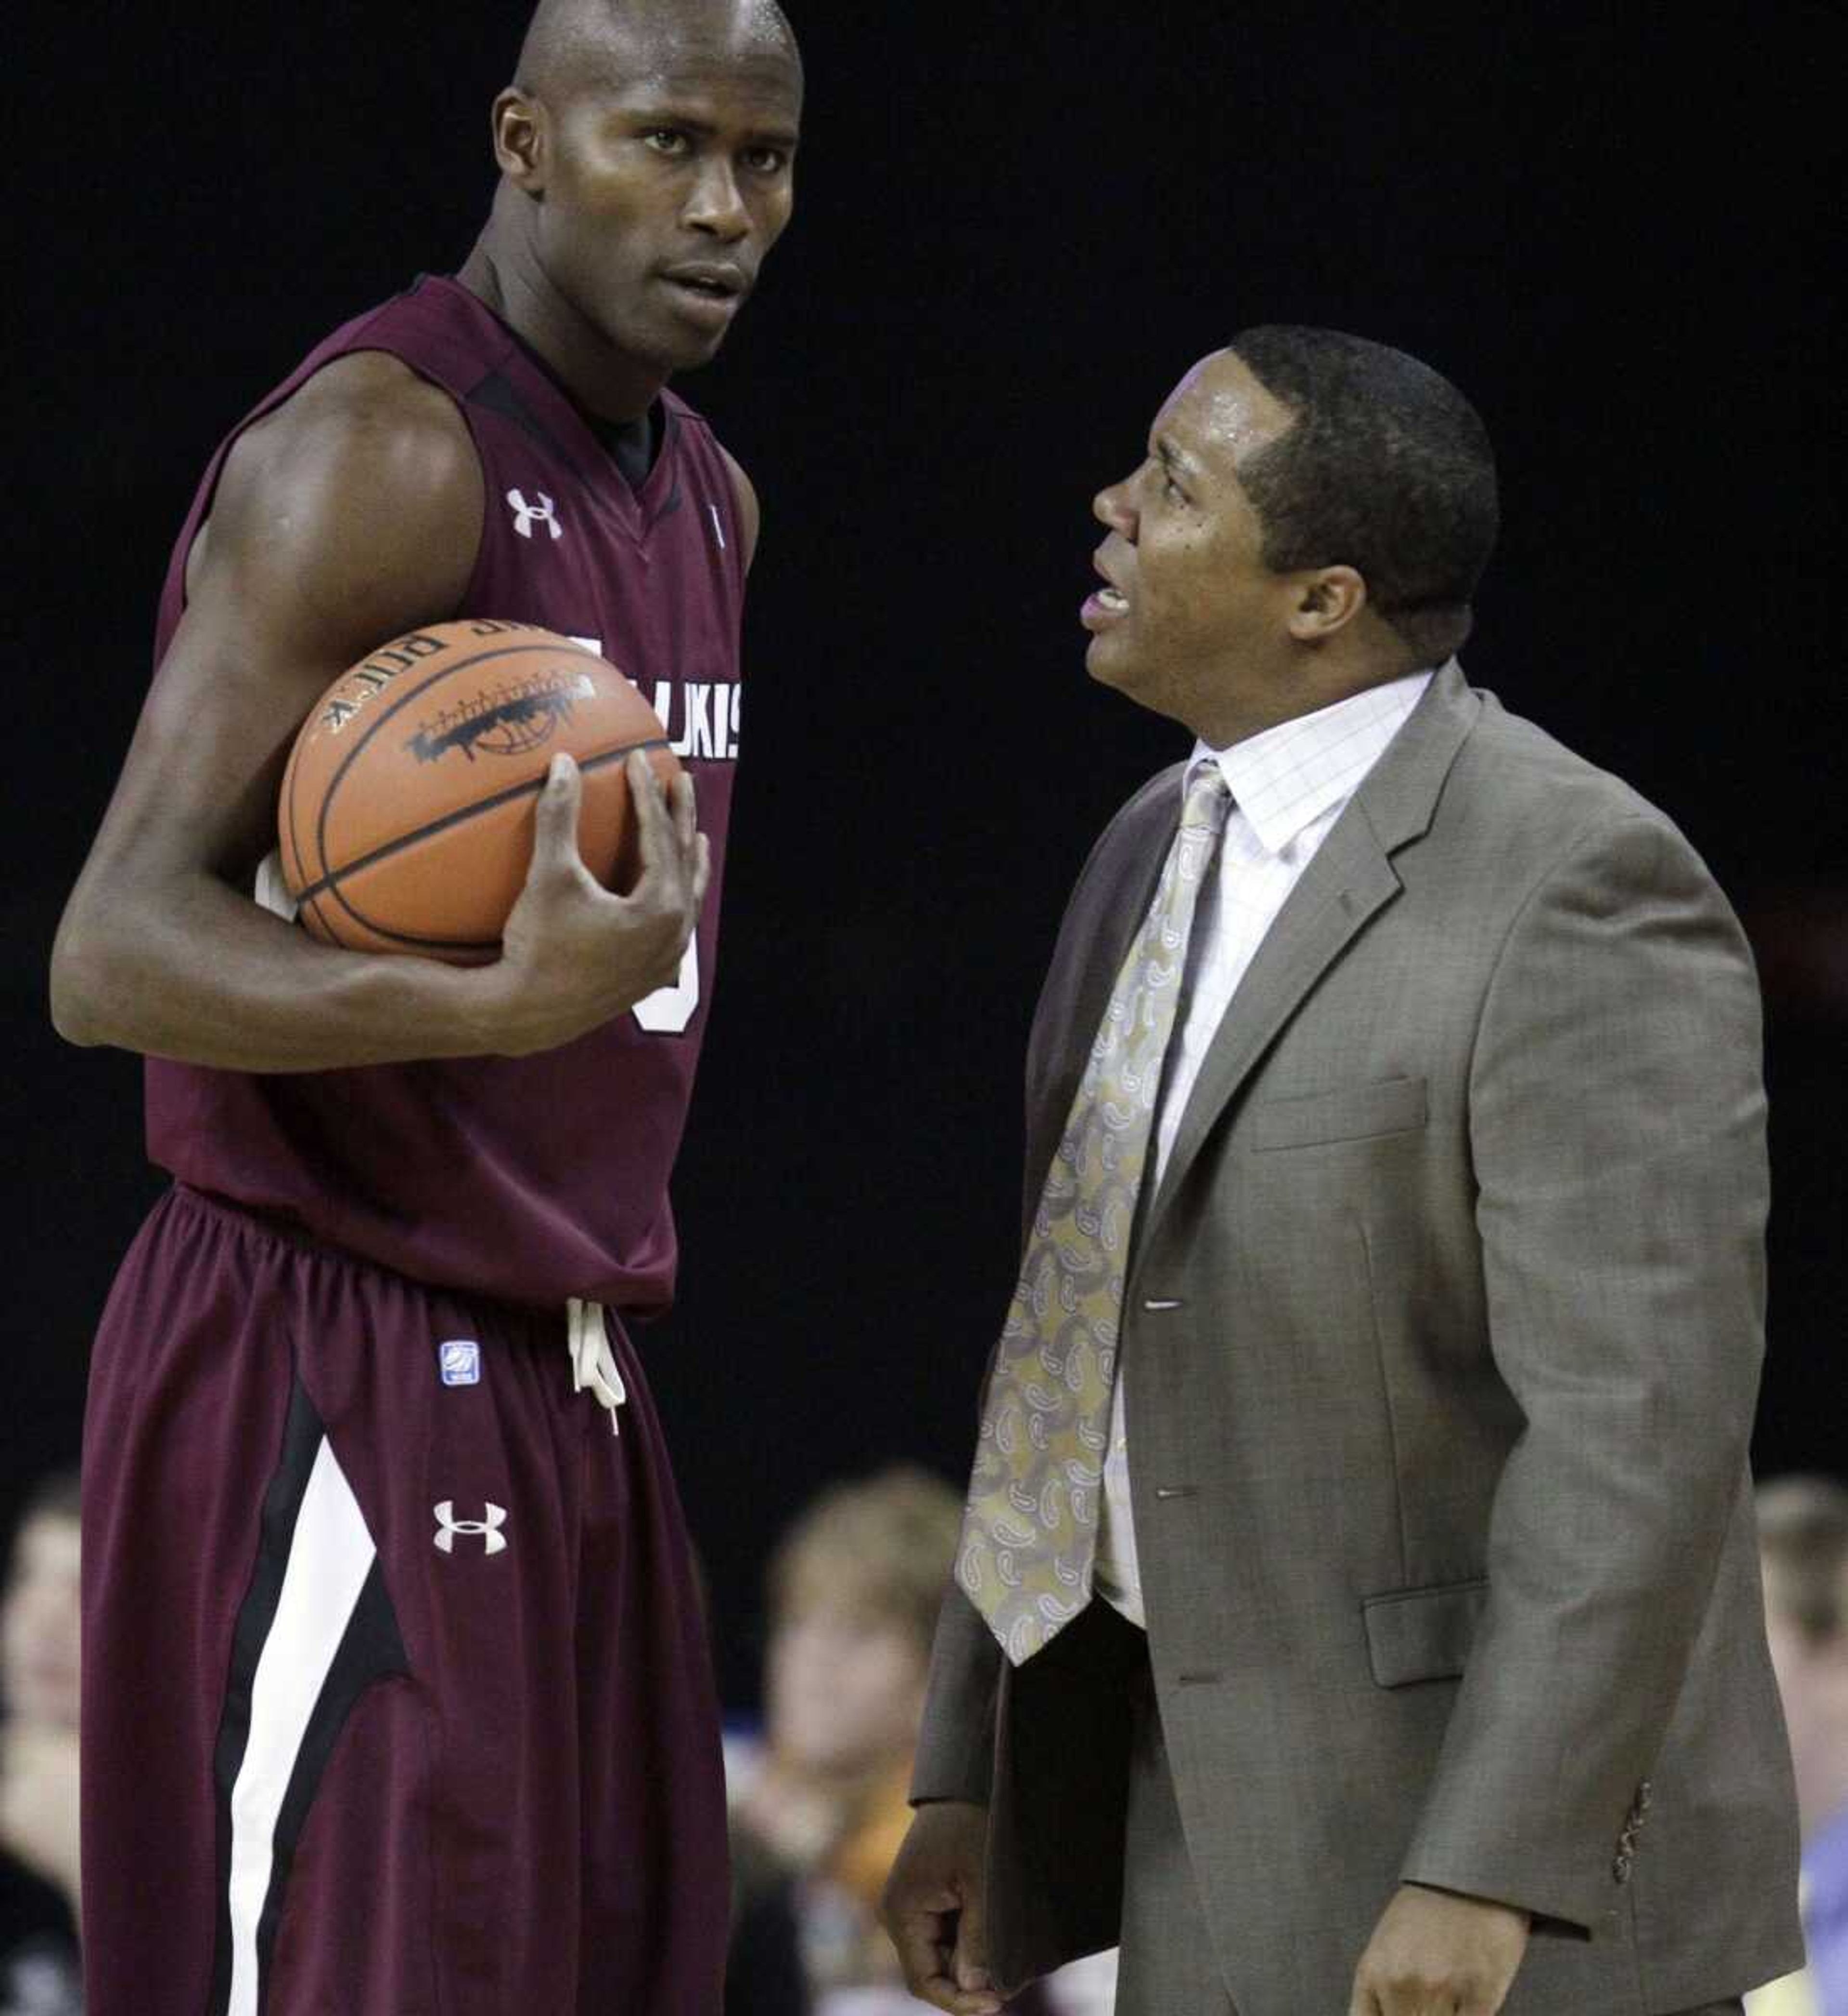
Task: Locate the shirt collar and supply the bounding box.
[1185,665,1440,857]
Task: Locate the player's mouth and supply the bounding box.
[659,262,750,330]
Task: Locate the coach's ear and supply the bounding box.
[490,89,549,193]
[1286,565,1368,643]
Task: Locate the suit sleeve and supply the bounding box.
[911,1584,1003,1804]
[1399,812,1769,1933]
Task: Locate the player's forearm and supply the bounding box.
[50,873,501,1072]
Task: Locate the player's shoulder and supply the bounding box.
[212,351,481,560]
[191,349,483,624]
[240,352,474,488]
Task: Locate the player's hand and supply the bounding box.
[879,1800,1004,2015]
[489,750,708,1054]
[1348,1883,1530,2016]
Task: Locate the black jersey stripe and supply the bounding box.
[210,1376,324,2016]
[208,1375,408,2016]
[251,1561,408,2002]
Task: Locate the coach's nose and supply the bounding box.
[1094,475,1138,540]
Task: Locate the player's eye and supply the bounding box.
[642,128,692,157]
[742,145,788,175]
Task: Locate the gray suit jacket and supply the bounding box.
[913,667,1802,2015]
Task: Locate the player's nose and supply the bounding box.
[683,159,751,240]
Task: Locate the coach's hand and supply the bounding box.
[880,1800,1004,2016]
[489,750,707,1054]
[1348,1882,1530,2016]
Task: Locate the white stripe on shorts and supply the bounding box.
[224,1436,376,2016]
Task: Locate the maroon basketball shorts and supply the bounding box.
[80,1184,729,2016]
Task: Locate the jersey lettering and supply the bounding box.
[634,937,700,1035]
[651,681,740,761]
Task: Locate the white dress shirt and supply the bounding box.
[1093,666,1437,1627]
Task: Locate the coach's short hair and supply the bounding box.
[1229,326,1499,668]
[1758,1473,1848,1647]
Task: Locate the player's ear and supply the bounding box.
[490,88,549,194]
[1285,565,1367,642]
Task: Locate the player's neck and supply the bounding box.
[457,236,667,425]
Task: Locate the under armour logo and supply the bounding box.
[507,488,563,541]
[433,1501,509,1555]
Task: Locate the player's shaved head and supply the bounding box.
[469,0,803,410]
[515,0,802,104]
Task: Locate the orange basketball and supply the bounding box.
[278,620,679,964]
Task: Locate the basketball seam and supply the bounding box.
[313,638,598,904]
[298,734,670,940]
[284,629,575,907]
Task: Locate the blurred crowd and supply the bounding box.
[1747,1477,1848,2016]
[8,1457,1848,2012]
[0,1471,82,2016]
[720,1465,1114,2016]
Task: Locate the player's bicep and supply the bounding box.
[74,372,485,899]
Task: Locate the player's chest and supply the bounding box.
[469,490,741,769]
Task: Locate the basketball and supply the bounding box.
[278,619,679,963]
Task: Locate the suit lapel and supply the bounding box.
[1021,772,1180,1224]
[1140,665,1483,1240]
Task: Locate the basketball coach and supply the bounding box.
[881,330,1803,2016]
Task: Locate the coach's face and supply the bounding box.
[1084,351,1309,743]
[501,7,801,377]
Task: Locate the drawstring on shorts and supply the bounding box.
[565,1297,627,1435]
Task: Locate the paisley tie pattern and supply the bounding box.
[958,767,1232,1663]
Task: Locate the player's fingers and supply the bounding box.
[530,754,587,871]
[669,767,700,856]
[624,749,677,886]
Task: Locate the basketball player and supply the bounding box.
[49,3,801,2010]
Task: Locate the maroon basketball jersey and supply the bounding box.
[143,276,746,1314]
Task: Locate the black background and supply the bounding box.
[12,2,1845,1709]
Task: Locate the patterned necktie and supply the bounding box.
[957,765,1232,1664]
